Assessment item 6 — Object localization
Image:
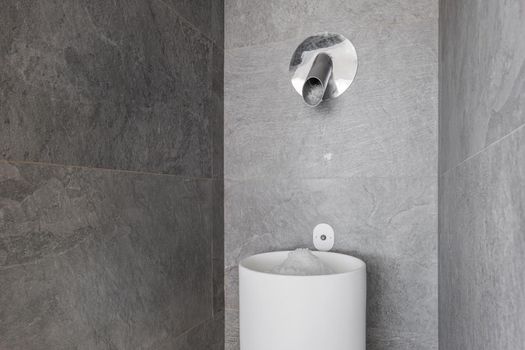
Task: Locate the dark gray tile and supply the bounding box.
[160,0,211,33]
[0,0,213,177]
[159,0,223,47]
[212,0,225,47]
[213,256,225,316]
[439,0,525,173]
[212,179,225,315]
[0,161,213,349]
[439,126,525,350]
[211,92,224,179]
[225,19,437,180]
[224,177,437,344]
[225,0,437,48]
[172,313,224,350]
[210,44,224,179]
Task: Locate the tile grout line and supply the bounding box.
[441,121,525,178]
[0,159,216,181]
[223,175,438,182]
[224,15,437,51]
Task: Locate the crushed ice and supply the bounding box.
[271,248,334,276]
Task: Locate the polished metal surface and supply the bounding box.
[302,53,333,106]
[290,33,358,106]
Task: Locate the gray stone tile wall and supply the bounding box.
[224,0,438,349]
[439,0,525,348]
[0,0,224,348]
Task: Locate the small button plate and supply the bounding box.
[313,223,335,251]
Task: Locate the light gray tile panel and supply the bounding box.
[439,0,525,173]
[224,1,438,349]
[225,309,239,350]
[225,0,437,49]
[439,125,525,350]
[225,19,437,179]
[0,162,213,349]
[224,177,437,345]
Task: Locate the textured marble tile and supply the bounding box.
[212,179,225,315]
[225,309,239,350]
[439,126,525,350]
[225,2,437,349]
[0,0,213,176]
[0,161,213,349]
[225,0,437,49]
[225,18,437,180]
[224,177,437,347]
[160,0,223,46]
[439,0,525,173]
[212,0,225,47]
[210,44,225,178]
[367,328,437,350]
[171,313,224,350]
[224,265,239,311]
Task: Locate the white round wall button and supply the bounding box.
[313,223,335,251]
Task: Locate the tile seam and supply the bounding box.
[154,0,223,48]
[224,16,438,50]
[441,121,525,177]
[223,175,438,182]
[0,159,214,181]
[172,315,216,343]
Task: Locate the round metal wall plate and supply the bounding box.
[289,33,358,101]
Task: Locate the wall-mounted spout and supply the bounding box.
[302,53,333,107]
[289,33,358,107]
